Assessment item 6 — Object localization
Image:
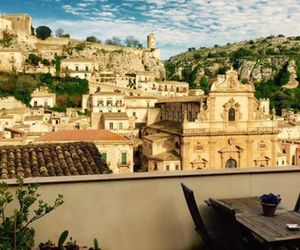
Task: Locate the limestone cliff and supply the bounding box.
[66,43,165,79]
[0,33,166,80]
[165,35,300,85]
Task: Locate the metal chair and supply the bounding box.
[181,183,223,250]
[294,193,300,213]
[209,198,256,250]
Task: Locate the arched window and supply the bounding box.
[228,108,235,121]
[225,158,237,168]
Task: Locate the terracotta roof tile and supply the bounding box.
[38,129,127,142]
[157,96,206,103]
[0,142,111,179]
[102,113,128,120]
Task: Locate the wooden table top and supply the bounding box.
[217,197,300,244]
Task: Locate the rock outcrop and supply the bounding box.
[1,32,166,80]
[165,36,300,85]
[67,44,165,80]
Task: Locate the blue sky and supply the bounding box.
[1,0,300,59]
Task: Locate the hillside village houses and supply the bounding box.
[1,12,300,176]
[30,87,56,108]
[60,57,94,80]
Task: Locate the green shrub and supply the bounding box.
[26,54,42,67]
[0,177,64,249]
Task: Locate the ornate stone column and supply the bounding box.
[208,139,217,169]
[245,139,254,167]
[181,137,191,170]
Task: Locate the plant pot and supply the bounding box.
[261,202,277,216]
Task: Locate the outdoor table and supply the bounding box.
[217,197,300,249]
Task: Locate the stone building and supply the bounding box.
[82,91,125,113]
[61,58,94,79]
[35,43,64,60]
[279,138,300,166]
[135,71,189,97]
[0,14,32,35]
[0,16,12,31]
[142,69,279,171]
[36,130,134,173]
[146,32,160,59]
[99,112,131,131]
[30,87,56,108]
[0,49,26,72]
[124,95,158,127]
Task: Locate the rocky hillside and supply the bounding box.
[66,42,166,79]
[165,35,300,85]
[165,35,300,112]
[0,31,166,80]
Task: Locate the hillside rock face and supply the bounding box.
[66,44,166,79]
[237,57,288,82]
[165,36,300,85]
[1,33,166,80]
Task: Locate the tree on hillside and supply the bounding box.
[36,26,52,40]
[55,28,64,37]
[26,54,42,67]
[124,36,143,48]
[199,76,209,94]
[86,36,100,43]
[105,36,122,46]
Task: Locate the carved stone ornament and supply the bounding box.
[255,100,265,120]
[183,110,188,122]
[210,69,255,92]
[220,98,242,121]
[197,101,208,121]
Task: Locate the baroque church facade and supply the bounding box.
[142,69,279,171]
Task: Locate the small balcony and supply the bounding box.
[117,161,130,168]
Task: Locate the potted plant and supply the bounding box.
[260,193,281,216]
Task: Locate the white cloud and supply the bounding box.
[40,0,300,58]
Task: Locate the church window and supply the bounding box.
[228,108,235,121]
[225,158,237,168]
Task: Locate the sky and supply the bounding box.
[1,0,300,59]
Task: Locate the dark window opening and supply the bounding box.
[228,108,235,121]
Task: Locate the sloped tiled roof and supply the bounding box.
[0,142,111,179]
[143,133,172,142]
[147,120,182,134]
[38,129,127,142]
[24,116,44,121]
[150,150,181,161]
[102,112,129,120]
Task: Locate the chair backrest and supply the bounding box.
[181,183,210,243]
[209,198,246,250]
[294,193,300,213]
